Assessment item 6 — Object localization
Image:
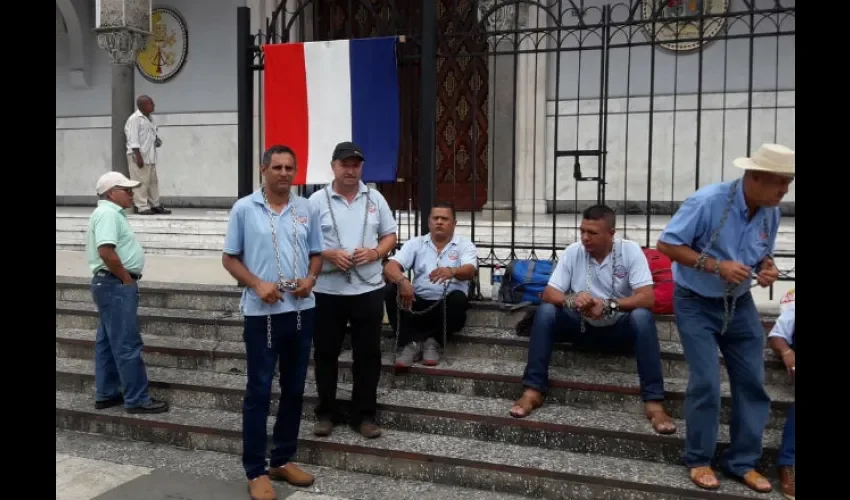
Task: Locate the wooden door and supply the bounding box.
[313,0,489,212]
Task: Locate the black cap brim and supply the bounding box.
[334,150,364,161]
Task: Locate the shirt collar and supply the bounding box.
[97,199,126,215]
[251,188,296,213]
[327,181,369,199]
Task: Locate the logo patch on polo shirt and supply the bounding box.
[613,265,628,279]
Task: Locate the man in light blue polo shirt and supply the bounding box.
[656,143,793,493]
[309,141,398,440]
[222,144,324,500]
[384,202,478,367]
[86,171,169,415]
[508,205,673,436]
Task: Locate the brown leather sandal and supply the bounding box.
[509,389,544,418]
[645,403,677,435]
[738,470,773,493]
[689,466,720,490]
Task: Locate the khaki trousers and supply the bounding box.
[127,155,161,211]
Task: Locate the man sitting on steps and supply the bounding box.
[384,202,478,367]
[508,205,675,436]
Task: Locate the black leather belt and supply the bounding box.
[95,269,142,281]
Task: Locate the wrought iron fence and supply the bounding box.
[237,0,795,300]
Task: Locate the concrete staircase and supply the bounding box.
[54,207,797,264]
[55,276,792,499]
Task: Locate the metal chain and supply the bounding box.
[695,179,760,335]
[262,187,302,349]
[579,241,619,333]
[392,239,454,365]
[322,185,385,287]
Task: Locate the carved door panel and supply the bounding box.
[434,0,489,211]
[313,0,489,212]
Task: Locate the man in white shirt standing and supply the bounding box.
[508,205,675,435]
[124,95,170,215]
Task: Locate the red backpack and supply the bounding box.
[642,248,674,315]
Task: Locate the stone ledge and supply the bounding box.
[55,357,782,471]
[56,390,773,500]
[56,275,782,319]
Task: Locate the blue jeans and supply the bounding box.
[673,285,771,476]
[90,273,152,409]
[778,343,795,467]
[242,309,314,480]
[522,303,665,401]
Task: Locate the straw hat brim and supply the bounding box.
[732,156,794,175]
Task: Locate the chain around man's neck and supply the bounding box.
[263,186,290,210]
[331,180,359,201]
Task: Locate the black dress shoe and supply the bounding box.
[94,394,123,410]
[126,398,170,414]
[152,206,172,214]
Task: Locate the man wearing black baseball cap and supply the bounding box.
[331,141,365,162]
[309,141,398,439]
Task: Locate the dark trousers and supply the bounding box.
[313,288,385,426]
[778,341,795,467]
[521,303,665,401]
[673,285,770,476]
[384,282,469,347]
[242,309,314,480]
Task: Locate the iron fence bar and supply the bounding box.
[236,6,253,199]
[695,10,705,191]
[644,12,657,248]
[418,0,437,236]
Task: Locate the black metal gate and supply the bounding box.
[237,1,796,270]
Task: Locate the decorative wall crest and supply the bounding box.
[136,7,189,83]
[641,0,730,52]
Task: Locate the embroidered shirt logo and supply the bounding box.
[612,265,628,279]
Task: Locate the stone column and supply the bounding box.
[513,5,548,215]
[478,1,548,216]
[94,0,151,177]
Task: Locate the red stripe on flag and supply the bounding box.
[263,43,309,185]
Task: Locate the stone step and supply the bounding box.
[56,390,776,500]
[56,325,791,387]
[55,211,797,259]
[56,275,780,341]
[56,429,534,500]
[55,356,783,472]
[59,298,704,343]
[54,329,792,430]
[54,222,797,250]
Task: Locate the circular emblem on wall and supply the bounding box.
[136,7,189,83]
[641,0,729,52]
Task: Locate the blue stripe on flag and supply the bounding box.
[349,37,400,183]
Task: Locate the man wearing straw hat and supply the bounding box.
[656,143,794,493]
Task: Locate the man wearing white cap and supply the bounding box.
[656,144,794,492]
[85,171,169,414]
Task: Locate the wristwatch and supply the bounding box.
[605,299,619,316]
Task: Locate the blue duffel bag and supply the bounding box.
[498,259,555,305]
